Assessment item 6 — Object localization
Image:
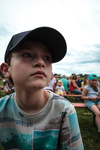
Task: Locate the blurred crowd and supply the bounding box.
[0,73,99,97]
[44,73,100,98]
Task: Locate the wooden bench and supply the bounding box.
[72,103,86,108]
[72,103,96,126]
[64,94,82,101]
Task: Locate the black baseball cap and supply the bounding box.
[4,26,67,63]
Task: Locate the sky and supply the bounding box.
[0,0,100,77]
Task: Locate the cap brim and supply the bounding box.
[5,27,67,63]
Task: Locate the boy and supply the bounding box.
[0,27,84,149]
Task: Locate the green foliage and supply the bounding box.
[98,77,100,82]
[0,70,5,78]
[68,97,100,150]
[76,108,100,150]
[0,79,4,86]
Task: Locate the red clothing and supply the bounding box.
[70,80,76,91]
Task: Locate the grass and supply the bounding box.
[77,108,99,150]
[68,97,100,150]
[0,78,100,149]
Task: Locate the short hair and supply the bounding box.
[57,80,63,86]
[62,75,66,78]
[54,73,57,76]
[72,74,77,80]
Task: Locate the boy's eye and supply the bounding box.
[22,53,32,58]
[43,56,51,62]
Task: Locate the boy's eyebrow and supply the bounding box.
[13,46,51,55]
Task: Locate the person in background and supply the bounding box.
[0,26,84,149]
[55,80,65,97]
[53,73,58,87]
[81,76,88,90]
[82,74,100,138]
[60,75,69,92]
[70,74,82,95]
[4,78,15,94]
[3,78,6,88]
[69,76,72,83]
[66,76,69,80]
[53,73,58,78]
[44,72,56,92]
[76,76,83,90]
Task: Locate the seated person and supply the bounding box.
[60,75,69,92]
[81,76,88,90]
[4,78,15,94]
[53,73,58,87]
[76,76,83,90]
[70,74,82,95]
[44,73,56,92]
[82,74,100,138]
[55,80,65,97]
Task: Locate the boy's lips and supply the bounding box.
[31,71,46,77]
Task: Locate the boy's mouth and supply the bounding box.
[31,71,46,77]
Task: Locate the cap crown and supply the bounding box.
[88,74,98,80]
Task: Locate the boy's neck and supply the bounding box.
[15,89,49,114]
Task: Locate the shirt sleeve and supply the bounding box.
[56,86,58,90]
[84,85,88,91]
[62,86,64,89]
[98,88,100,93]
[58,104,84,150]
[54,78,56,83]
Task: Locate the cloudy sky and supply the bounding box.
[0,0,100,77]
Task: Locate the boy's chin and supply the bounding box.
[30,83,46,89]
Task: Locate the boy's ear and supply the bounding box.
[0,63,11,78]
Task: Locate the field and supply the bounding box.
[0,78,100,149]
[68,96,100,150]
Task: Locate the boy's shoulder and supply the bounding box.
[50,92,74,106]
[50,92,75,114]
[0,93,15,115]
[0,93,15,104]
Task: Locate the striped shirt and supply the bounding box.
[0,92,84,150]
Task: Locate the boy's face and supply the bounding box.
[7,41,52,90]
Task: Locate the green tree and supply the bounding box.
[0,70,5,78]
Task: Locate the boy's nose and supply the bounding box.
[33,57,45,68]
